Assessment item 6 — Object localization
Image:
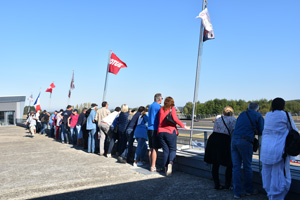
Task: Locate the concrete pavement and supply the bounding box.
[0,126,267,200]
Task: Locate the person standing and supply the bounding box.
[204,106,236,189]
[95,101,111,155]
[148,93,163,172]
[99,107,121,157]
[261,98,298,200]
[49,111,57,138]
[86,103,98,153]
[158,97,190,176]
[68,109,79,146]
[25,111,37,136]
[76,108,87,147]
[117,104,130,162]
[61,105,73,144]
[55,109,63,140]
[231,103,264,198]
[125,106,145,163]
[40,110,50,135]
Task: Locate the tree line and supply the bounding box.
[183,99,300,116]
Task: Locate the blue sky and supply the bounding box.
[0,0,299,111]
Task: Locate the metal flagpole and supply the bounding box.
[102,50,112,102]
[190,0,208,147]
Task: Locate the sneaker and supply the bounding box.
[233,195,241,199]
[118,156,127,163]
[246,189,258,196]
[166,163,172,176]
[106,154,111,158]
[136,161,143,166]
[133,162,137,167]
[150,167,157,172]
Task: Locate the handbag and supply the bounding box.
[284,111,300,157]
[164,107,176,125]
[245,111,259,152]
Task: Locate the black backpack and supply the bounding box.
[284,112,300,157]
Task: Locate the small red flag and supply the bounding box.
[45,83,56,93]
[108,53,127,75]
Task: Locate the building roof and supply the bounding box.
[0,96,26,103]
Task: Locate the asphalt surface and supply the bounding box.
[0,126,268,200]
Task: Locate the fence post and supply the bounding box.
[204,131,208,148]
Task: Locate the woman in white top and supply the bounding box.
[261,97,298,200]
[204,106,236,190]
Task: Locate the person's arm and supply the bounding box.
[94,110,99,122]
[171,107,189,129]
[68,116,71,127]
[257,114,264,135]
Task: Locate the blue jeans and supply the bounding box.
[76,125,82,139]
[134,138,147,161]
[158,131,177,167]
[49,124,54,137]
[70,127,77,145]
[41,122,47,134]
[61,124,70,143]
[126,128,134,160]
[231,139,254,197]
[88,128,96,153]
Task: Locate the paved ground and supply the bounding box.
[0,126,268,200]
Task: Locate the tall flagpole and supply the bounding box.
[103,50,112,102]
[190,0,207,147]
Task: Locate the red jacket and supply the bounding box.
[157,107,185,135]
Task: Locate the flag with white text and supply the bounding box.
[108,53,127,75]
[196,8,215,42]
[68,71,75,98]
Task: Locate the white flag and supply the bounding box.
[196,8,215,41]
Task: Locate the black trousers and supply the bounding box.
[212,164,232,187]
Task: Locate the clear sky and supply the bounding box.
[1,0,299,111]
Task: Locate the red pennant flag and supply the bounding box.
[45,82,56,93]
[108,53,127,75]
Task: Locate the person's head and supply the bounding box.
[114,107,121,112]
[138,106,145,113]
[223,106,234,116]
[73,109,78,114]
[31,111,35,115]
[248,102,259,112]
[54,110,58,114]
[146,105,149,112]
[60,109,64,113]
[102,101,108,108]
[67,105,72,110]
[91,103,98,110]
[82,108,87,113]
[43,110,47,113]
[121,104,129,113]
[271,97,285,112]
[154,93,163,104]
[163,96,175,111]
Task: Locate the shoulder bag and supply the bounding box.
[246,111,259,152]
[164,107,176,125]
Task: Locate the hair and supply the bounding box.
[223,106,234,116]
[271,97,285,112]
[82,108,87,112]
[43,110,47,112]
[102,101,108,107]
[248,102,259,111]
[115,107,121,112]
[60,109,64,112]
[67,105,72,109]
[163,97,175,111]
[121,104,129,113]
[154,93,162,102]
[138,106,145,112]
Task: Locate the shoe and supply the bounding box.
[136,161,143,166]
[150,167,157,172]
[233,195,241,199]
[166,163,172,176]
[99,153,104,156]
[133,162,137,167]
[106,154,111,158]
[214,185,223,190]
[246,189,258,196]
[118,156,127,163]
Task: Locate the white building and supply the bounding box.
[0,96,26,126]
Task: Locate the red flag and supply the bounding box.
[45,82,56,93]
[108,53,127,75]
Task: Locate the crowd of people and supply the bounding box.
[25,96,298,199]
[205,98,298,199]
[25,93,189,176]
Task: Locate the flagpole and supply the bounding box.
[67,71,73,105]
[103,50,112,102]
[190,0,207,147]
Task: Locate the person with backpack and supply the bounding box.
[260,98,299,200]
